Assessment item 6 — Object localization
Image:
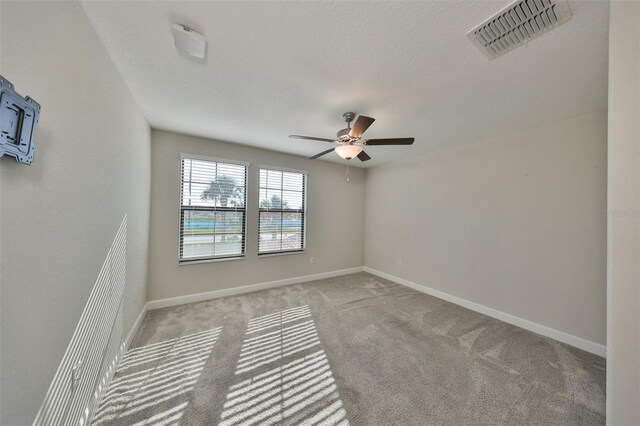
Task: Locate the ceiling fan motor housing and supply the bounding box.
[336,127,351,139]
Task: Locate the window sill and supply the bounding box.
[257,250,305,258]
[179,256,245,266]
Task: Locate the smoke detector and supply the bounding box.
[467,0,572,59]
[172,24,206,59]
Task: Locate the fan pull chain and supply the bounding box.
[346,162,350,181]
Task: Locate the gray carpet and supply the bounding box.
[93,272,605,425]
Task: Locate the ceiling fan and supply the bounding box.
[290,112,414,162]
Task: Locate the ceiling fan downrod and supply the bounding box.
[343,111,355,128]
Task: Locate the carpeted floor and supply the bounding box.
[93,272,605,425]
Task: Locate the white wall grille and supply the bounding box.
[33,216,128,426]
[467,0,572,59]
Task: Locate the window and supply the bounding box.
[258,168,307,255]
[180,155,247,262]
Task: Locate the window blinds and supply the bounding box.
[180,156,247,261]
[258,168,306,255]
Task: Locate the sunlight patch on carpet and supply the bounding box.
[220,307,349,426]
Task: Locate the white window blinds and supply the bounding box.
[258,168,306,255]
[180,155,247,262]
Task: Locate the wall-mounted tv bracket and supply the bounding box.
[0,75,40,165]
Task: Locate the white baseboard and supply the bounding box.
[123,303,148,349]
[89,303,149,424]
[146,267,365,310]
[144,265,605,357]
[364,267,606,357]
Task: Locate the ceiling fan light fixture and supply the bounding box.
[335,145,363,160]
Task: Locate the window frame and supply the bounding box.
[257,165,308,256]
[178,153,249,264]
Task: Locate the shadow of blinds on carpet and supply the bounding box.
[92,327,221,425]
[219,305,350,426]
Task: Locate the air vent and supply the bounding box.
[467,0,572,59]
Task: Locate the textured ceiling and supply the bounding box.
[82,1,608,168]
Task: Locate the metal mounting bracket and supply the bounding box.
[0,75,40,165]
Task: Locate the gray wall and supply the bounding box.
[0,2,151,424]
[365,110,607,346]
[607,1,640,423]
[147,130,365,301]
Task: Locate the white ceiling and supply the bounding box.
[82,1,608,168]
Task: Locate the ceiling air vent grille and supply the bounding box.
[467,0,572,59]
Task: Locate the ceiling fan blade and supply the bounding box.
[357,151,371,162]
[349,116,375,138]
[309,148,335,159]
[365,138,414,146]
[290,135,336,143]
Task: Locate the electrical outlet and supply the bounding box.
[71,361,83,388]
[396,257,402,267]
[310,256,315,264]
